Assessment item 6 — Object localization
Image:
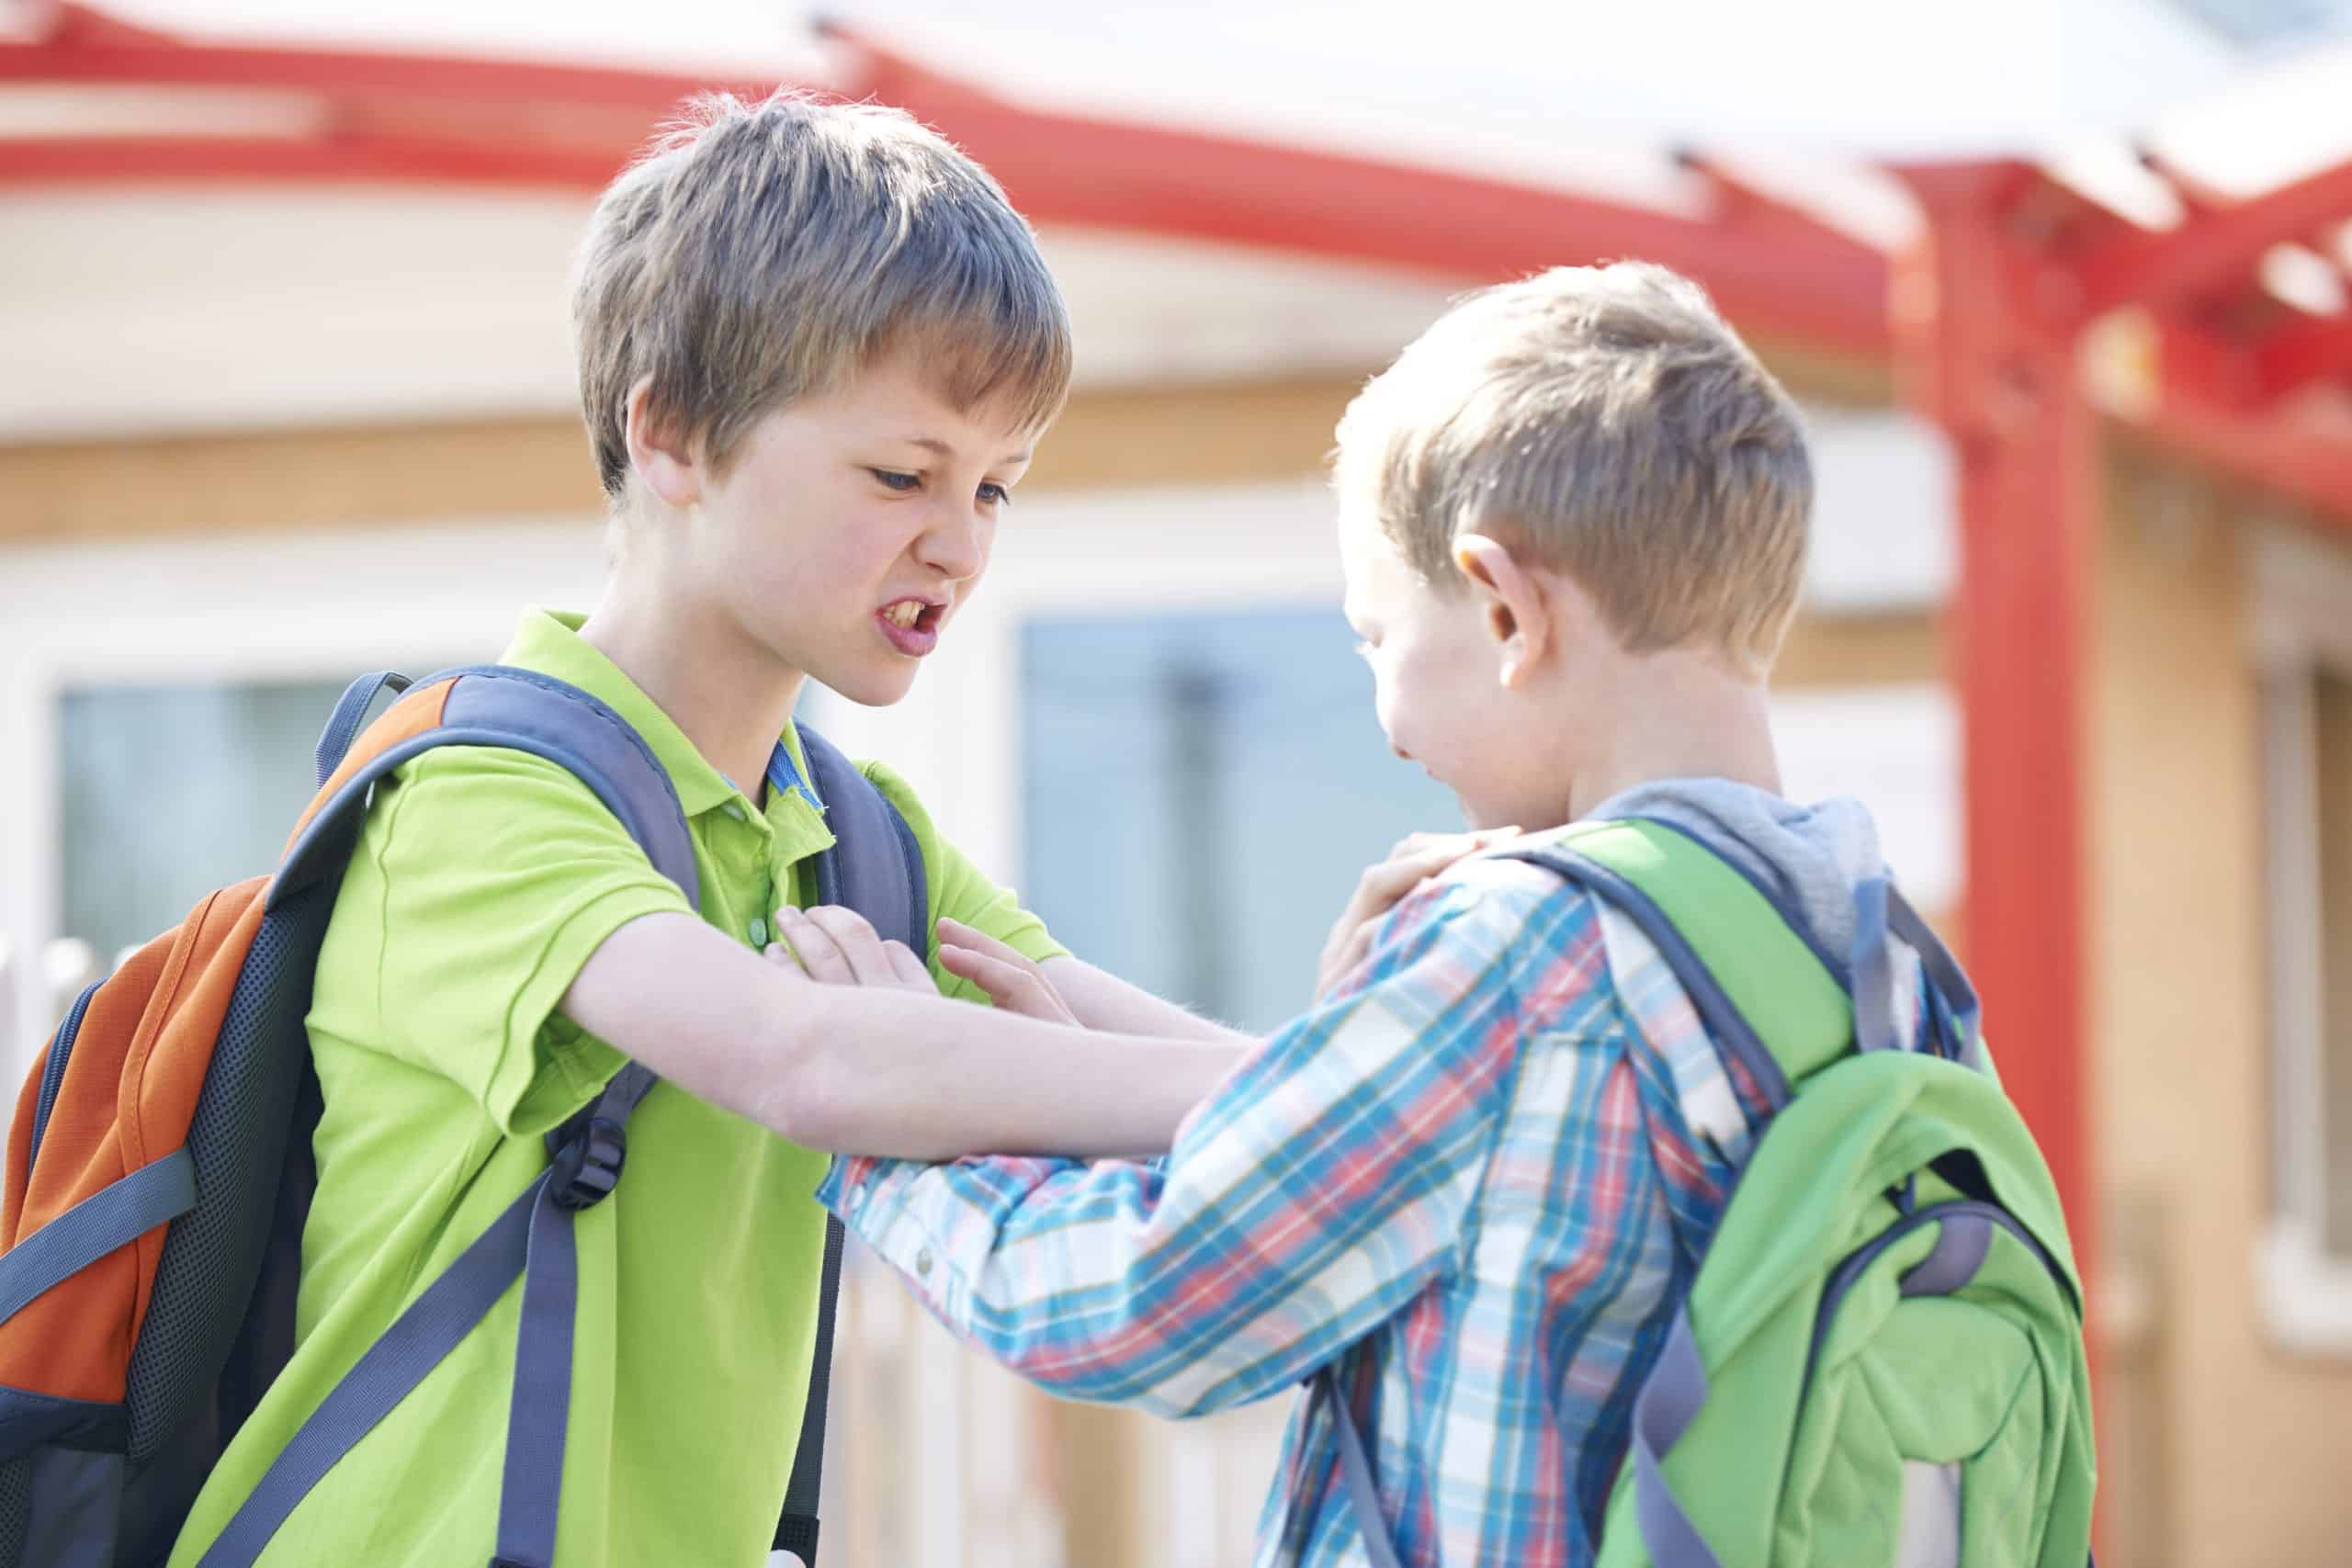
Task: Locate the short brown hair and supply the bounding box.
[1334,262,1813,672]
[574,91,1073,500]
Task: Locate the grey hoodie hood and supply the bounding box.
[1580,777,1928,1050]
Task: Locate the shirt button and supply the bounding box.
[749,917,769,947]
[723,802,748,823]
[914,1247,934,1279]
[847,1182,868,1210]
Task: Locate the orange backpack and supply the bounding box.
[0,666,922,1568]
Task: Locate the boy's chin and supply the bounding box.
[820,660,922,709]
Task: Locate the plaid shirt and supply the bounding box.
[818,842,1774,1566]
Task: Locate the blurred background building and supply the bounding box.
[3,0,2352,1562]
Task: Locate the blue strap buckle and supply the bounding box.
[546,1116,627,1211]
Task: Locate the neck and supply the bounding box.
[1562,649,1782,822]
[579,552,803,805]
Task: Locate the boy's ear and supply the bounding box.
[623,374,702,510]
[1453,533,1551,689]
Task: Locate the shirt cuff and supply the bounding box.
[817,1154,965,1319]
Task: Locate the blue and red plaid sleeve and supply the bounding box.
[814,869,1584,1419]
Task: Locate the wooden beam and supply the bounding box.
[0,376,1381,543]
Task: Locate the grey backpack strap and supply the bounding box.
[1318,1364,1406,1568]
[207,669,695,1568]
[794,725,928,953]
[278,665,700,913]
[773,725,927,1566]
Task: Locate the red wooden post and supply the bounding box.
[1894,156,2101,1475]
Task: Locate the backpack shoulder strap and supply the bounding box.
[281,664,700,910]
[773,723,927,1567]
[793,725,928,953]
[1506,817,1852,1111]
[195,668,699,1568]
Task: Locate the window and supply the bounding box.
[1020,604,1456,1032]
[58,679,351,970]
[2256,526,2352,1348]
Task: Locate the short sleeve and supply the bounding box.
[314,746,697,1137]
[857,760,1065,1005]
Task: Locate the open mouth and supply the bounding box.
[876,597,945,655]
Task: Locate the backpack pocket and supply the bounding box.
[1776,1201,2080,1568]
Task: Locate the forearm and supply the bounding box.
[1043,955,1260,1047]
[771,987,1233,1158]
[564,912,1231,1158]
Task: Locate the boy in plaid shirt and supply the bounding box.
[781,263,1923,1567]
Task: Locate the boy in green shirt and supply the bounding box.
[169,91,1302,1567]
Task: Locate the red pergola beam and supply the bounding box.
[2255,310,2352,402]
[2147,379,2352,518]
[0,5,792,110]
[823,24,1891,357]
[0,132,634,189]
[0,14,1895,359]
[2077,156,2352,316]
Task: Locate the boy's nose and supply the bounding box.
[918,508,988,581]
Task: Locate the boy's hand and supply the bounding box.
[769,908,1081,1025]
[937,918,1080,1026]
[768,906,936,993]
[1316,829,1519,998]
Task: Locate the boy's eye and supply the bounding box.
[978,482,1012,509]
[871,468,922,493]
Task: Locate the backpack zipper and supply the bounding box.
[27,980,101,1170]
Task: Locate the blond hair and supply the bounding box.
[1335,262,1812,672]
[574,91,1073,501]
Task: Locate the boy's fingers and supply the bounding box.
[763,941,802,971]
[775,909,853,983]
[1320,921,1379,996]
[882,939,933,990]
[1363,848,1454,903]
[945,946,1073,1023]
[797,906,895,985]
[934,917,1027,964]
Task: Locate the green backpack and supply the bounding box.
[1328,818,2095,1567]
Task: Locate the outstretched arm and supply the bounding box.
[560,910,1237,1159]
[811,866,1570,1417]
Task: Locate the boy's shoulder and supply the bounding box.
[1361,831,1611,985]
[1419,826,1601,916]
[368,741,650,853]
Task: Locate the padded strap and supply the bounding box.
[795,725,928,952]
[1508,842,1797,1114]
[313,671,412,787]
[0,1149,196,1327]
[277,667,700,911]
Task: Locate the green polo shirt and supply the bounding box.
[170,609,1063,1568]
